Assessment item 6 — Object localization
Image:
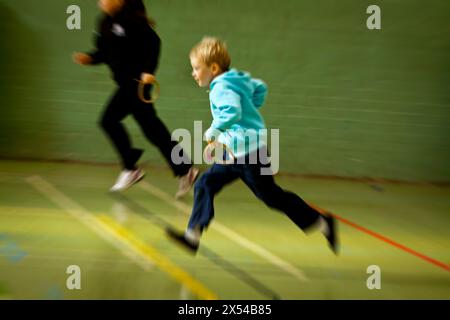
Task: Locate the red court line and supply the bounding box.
[309,204,450,272]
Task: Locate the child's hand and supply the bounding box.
[140,73,156,84]
[205,127,221,143]
[72,52,93,65]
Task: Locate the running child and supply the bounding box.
[73,0,198,196]
[167,37,339,254]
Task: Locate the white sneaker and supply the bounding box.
[110,168,145,192]
[175,167,199,199]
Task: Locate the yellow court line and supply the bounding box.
[26,175,217,300]
[97,215,217,300]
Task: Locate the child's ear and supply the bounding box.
[211,63,221,75]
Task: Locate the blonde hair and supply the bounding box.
[190,37,231,71]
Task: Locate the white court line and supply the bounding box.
[139,181,308,282]
[25,175,219,300]
[26,175,154,272]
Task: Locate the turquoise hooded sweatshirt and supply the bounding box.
[205,68,268,159]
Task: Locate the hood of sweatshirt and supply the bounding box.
[210,69,265,108]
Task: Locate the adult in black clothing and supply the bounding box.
[73,0,198,196]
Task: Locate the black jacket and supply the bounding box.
[88,11,160,86]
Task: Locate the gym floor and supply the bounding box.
[0,160,448,299]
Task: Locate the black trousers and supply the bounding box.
[188,149,321,232]
[99,82,192,176]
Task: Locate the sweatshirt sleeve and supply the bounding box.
[128,20,161,75]
[210,84,242,131]
[87,31,106,65]
[142,27,161,74]
[86,18,107,65]
[251,78,267,108]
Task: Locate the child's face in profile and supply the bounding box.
[98,0,124,16]
[190,56,219,88]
